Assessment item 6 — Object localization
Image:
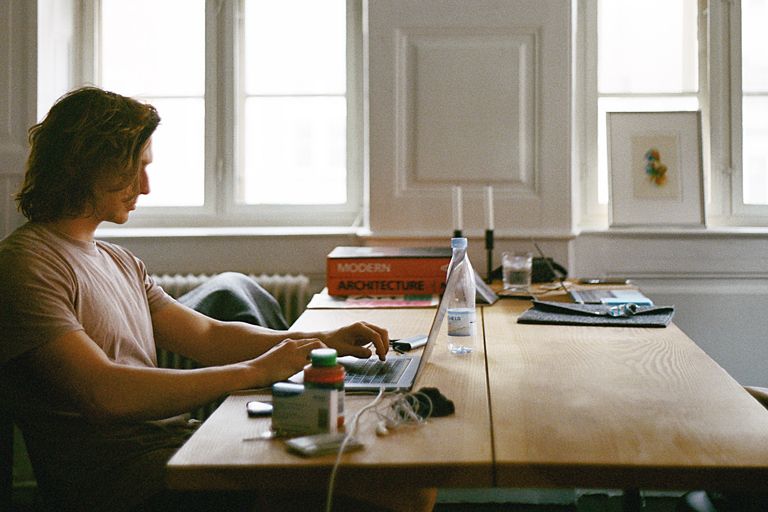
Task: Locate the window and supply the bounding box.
[583,0,700,224]
[584,0,768,227]
[738,0,768,206]
[88,0,361,227]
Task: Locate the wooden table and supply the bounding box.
[485,299,768,493]
[167,298,768,498]
[167,308,493,491]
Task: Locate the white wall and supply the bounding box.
[2,1,767,390]
[0,0,35,236]
[574,231,768,386]
[366,0,574,238]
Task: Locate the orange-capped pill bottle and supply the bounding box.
[303,348,345,428]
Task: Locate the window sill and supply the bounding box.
[578,225,768,238]
[96,225,371,239]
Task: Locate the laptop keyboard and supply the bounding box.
[344,358,410,384]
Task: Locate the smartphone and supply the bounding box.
[246,400,273,417]
[285,433,363,457]
[576,277,630,285]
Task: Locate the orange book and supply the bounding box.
[327,276,447,296]
[326,246,450,296]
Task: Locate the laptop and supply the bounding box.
[289,274,453,393]
[340,279,452,391]
[569,288,653,306]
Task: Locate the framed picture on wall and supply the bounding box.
[607,111,704,227]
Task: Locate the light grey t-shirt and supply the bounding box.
[0,222,171,366]
[0,223,192,511]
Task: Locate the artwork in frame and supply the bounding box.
[607,111,704,227]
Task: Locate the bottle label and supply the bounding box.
[304,368,345,427]
[447,307,476,336]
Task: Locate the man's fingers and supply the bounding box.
[356,322,388,360]
[281,337,326,357]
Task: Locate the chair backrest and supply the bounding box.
[0,406,13,511]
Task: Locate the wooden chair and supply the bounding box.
[677,386,768,511]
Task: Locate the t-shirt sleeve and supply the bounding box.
[100,240,174,315]
[0,248,84,365]
[139,260,175,314]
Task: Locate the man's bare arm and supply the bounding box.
[29,328,323,422]
[151,301,389,366]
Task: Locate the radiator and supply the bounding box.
[151,272,311,419]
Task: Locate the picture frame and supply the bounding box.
[607,111,704,227]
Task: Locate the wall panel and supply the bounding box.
[368,0,573,237]
[399,29,536,188]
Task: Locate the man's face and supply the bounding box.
[94,139,153,225]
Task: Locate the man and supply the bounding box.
[0,87,434,511]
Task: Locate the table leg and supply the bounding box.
[622,489,644,511]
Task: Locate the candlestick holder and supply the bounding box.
[485,229,494,283]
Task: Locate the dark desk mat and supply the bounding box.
[517,300,675,328]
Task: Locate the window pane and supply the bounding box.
[244,0,346,95]
[742,97,768,205]
[137,98,205,207]
[242,0,348,207]
[100,0,205,209]
[243,97,346,205]
[101,0,204,96]
[742,0,768,93]
[741,0,768,205]
[598,0,698,94]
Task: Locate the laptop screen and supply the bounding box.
[407,266,458,388]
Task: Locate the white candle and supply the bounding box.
[452,186,463,232]
[485,185,494,230]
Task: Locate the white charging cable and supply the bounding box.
[323,388,437,511]
[324,386,386,512]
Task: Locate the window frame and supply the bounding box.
[726,0,768,223]
[79,0,364,229]
[581,0,766,229]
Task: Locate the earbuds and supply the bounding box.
[371,391,435,438]
[375,421,389,436]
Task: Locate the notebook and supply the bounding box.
[569,288,653,306]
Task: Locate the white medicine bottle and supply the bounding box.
[445,237,476,354]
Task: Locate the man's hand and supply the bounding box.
[248,338,327,385]
[321,321,389,361]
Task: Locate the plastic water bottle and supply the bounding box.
[446,237,476,355]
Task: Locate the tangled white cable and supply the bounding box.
[374,390,433,434]
[324,388,434,512]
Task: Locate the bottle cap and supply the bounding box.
[451,237,467,249]
[310,348,338,367]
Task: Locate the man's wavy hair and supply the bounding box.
[16,86,160,222]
